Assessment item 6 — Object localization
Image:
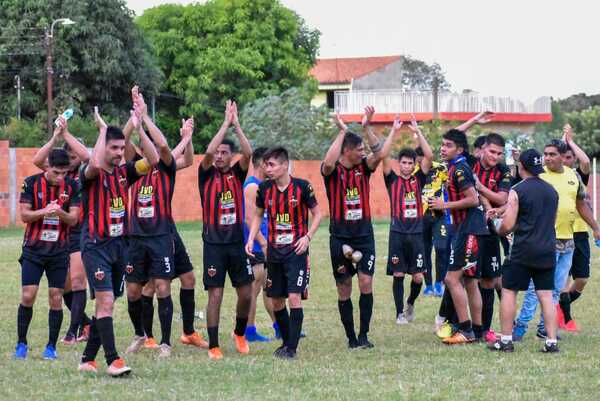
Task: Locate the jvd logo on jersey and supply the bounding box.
[275,213,292,230]
[220,190,235,209]
[138,185,154,204]
[110,197,125,218]
[345,187,361,205]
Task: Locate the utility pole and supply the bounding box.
[14,75,24,120]
[45,28,54,136]
[432,76,439,120]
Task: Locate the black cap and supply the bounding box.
[519,148,544,175]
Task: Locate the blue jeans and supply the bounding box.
[514,249,573,332]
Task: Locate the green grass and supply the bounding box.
[1,222,599,401]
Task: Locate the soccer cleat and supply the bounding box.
[405,304,415,322]
[61,333,77,346]
[423,285,434,296]
[442,330,476,345]
[76,324,90,342]
[144,337,159,349]
[106,358,132,377]
[541,342,560,353]
[436,322,453,339]
[434,282,444,297]
[208,347,224,360]
[485,329,499,344]
[348,338,360,349]
[342,244,354,259]
[14,342,28,360]
[535,329,562,341]
[273,322,282,340]
[512,323,527,342]
[78,361,98,373]
[125,335,146,354]
[488,339,514,353]
[357,335,374,349]
[273,345,287,357]
[556,303,566,329]
[42,345,58,360]
[180,332,209,349]
[245,326,272,343]
[158,343,171,358]
[232,333,250,355]
[564,319,578,332]
[396,313,408,325]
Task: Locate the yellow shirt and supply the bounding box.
[540,166,586,239]
[415,161,448,214]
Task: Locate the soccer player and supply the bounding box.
[243,146,276,342]
[487,149,560,353]
[15,147,80,360]
[381,115,433,324]
[429,129,488,344]
[471,133,512,342]
[245,147,322,359]
[322,107,385,349]
[198,100,253,360]
[32,117,92,344]
[77,106,158,376]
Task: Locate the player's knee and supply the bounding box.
[393,272,405,278]
[575,278,588,291]
[154,279,171,298]
[480,278,494,289]
[271,298,286,311]
[179,272,195,289]
[21,288,37,307]
[48,289,63,309]
[208,288,224,304]
[127,283,143,300]
[336,280,352,300]
[413,274,423,284]
[70,274,86,291]
[288,293,302,308]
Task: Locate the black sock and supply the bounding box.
[480,287,495,332]
[157,296,173,346]
[17,304,33,345]
[569,290,582,304]
[96,316,119,365]
[48,309,63,348]
[559,292,572,322]
[207,326,219,349]
[287,308,304,352]
[337,299,357,342]
[392,277,405,315]
[141,295,154,338]
[81,317,101,363]
[63,291,73,311]
[67,290,86,336]
[274,308,290,346]
[458,319,472,332]
[472,324,483,339]
[406,280,423,306]
[180,288,195,335]
[127,298,145,337]
[438,289,455,319]
[234,316,248,337]
[358,293,373,339]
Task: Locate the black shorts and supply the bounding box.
[478,235,502,279]
[423,214,450,249]
[249,251,265,267]
[266,252,308,298]
[82,238,128,298]
[68,230,81,254]
[19,250,69,288]
[203,242,253,289]
[387,232,426,275]
[329,235,376,283]
[503,262,555,291]
[571,232,590,279]
[127,234,175,283]
[172,229,194,278]
[448,232,480,278]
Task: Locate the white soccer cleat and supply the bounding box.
[158,343,171,358]
[406,304,415,322]
[125,335,146,354]
[396,313,409,325]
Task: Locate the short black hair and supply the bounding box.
[473,135,487,149]
[485,132,505,147]
[252,146,268,168]
[48,148,70,168]
[564,144,574,155]
[263,146,289,163]
[414,146,424,157]
[545,139,568,154]
[342,132,363,152]
[220,138,237,153]
[63,137,85,152]
[397,148,417,162]
[106,126,125,142]
[443,129,468,152]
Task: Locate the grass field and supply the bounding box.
[1,221,600,401]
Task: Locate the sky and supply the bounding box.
[127,0,599,103]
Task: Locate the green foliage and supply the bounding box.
[401,56,450,91]
[564,106,600,157]
[555,93,600,113]
[136,0,321,150]
[0,118,45,147]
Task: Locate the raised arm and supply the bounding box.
[456,111,494,132]
[381,115,402,176]
[408,113,433,175]
[322,112,347,176]
[173,118,195,170]
[133,106,159,167]
[363,106,384,171]
[136,93,173,166]
[563,124,591,175]
[33,120,63,170]
[62,121,90,164]
[231,102,252,171]
[201,100,233,170]
[84,106,107,180]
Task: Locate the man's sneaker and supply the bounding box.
[245,326,272,342]
[42,345,58,360]
[78,361,98,373]
[396,313,408,325]
[442,330,476,345]
[485,329,499,344]
[535,328,562,340]
[14,342,28,360]
[348,338,360,349]
[106,358,132,377]
[273,323,281,340]
[357,335,374,349]
[76,325,90,342]
[512,324,527,342]
[564,319,578,332]
[125,335,146,354]
[423,285,434,296]
[273,345,287,357]
[488,339,514,352]
[436,322,453,339]
[434,282,444,297]
[299,330,306,338]
[180,332,209,348]
[144,337,159,349]
[405,304,415,322]
[61,333,77,346]
[208,347,223,360]
[541,342,560,353]
[158,343,171,358]
[232,333,250,354]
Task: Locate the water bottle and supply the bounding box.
[55,108,74,126]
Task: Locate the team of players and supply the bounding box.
[14,98,599,372]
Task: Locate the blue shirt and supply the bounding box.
[243,176,268,253]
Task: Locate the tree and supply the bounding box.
[401,56,450,91]
[136,0,321,150]
[564,106,600,158]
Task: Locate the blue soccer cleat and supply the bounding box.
[14,343,28,360]
[423,285,434,296]
[512,324,527,342]
[434,282,444,297]
[42,344,57,360]
[273,322,281,340]
[245,326,272,343]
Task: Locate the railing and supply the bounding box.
[334,90,552,114]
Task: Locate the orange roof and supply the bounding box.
[309,55,402,85]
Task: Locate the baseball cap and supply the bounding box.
[519,148,544,175]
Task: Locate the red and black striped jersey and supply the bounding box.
[322,158,374,238]
[256,177,317,262]
[79,162,143,246]
[384,170,427,233]
[129,159,177,236]
[447,158,486,234]
[19,173,80,256]
[472,160,512,198]
[198,162,247,244]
